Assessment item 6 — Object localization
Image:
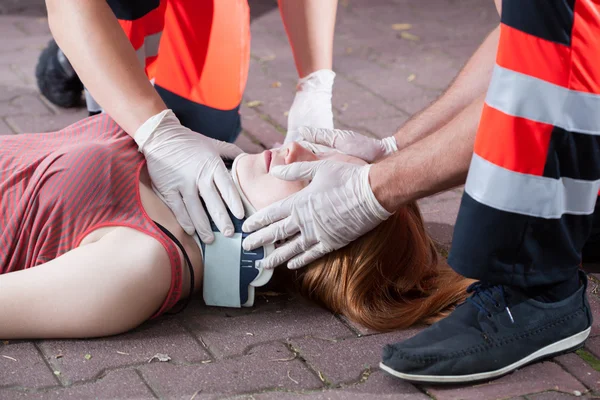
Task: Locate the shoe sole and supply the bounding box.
[379,326,591,384]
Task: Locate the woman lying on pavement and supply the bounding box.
[0,113,471,339]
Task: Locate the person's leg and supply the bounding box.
[152,0,250,143]
[381,0,600,383]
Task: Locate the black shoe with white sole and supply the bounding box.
[380,270,592,384]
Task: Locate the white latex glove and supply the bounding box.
[285,69,336,143]
[241,160,393,270]
[297,126,398,163]
[134,109,244,242]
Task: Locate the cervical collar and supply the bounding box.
[196,154,274,308]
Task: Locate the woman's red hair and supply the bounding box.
[292,202,472,332]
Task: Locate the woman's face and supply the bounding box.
[235,142,367,210]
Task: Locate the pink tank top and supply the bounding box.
[0,114,183,318]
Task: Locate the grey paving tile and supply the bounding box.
[37,318,210,384]
[240,103,285,148]
[6,110,88,134]
[0,341,57,389]
[0,118,15,135]
[425,361,585,400]
[0,370,154,400]
[555,352,600,393]
[139,342,323,399]
[0,95,51,118]
[289,330,422,385]
[183,296,354,359]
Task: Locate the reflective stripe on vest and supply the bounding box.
[466,154,600,219]
[486,65,600,136]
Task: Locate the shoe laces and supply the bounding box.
[466,282,515,324]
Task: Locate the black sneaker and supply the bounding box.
[35,40,83,108]
[380,270,592,384]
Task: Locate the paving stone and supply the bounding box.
[555,352,600,393]
[37,318,210,384]
[332,75,404,125]
[0,341,57,388]
[0,95,51,118]
[289,330,422,385]
[240,104,285,148]
[0,370,154,400]
[0,16,30,39]
[418,189,463,247]
[139,342,323,399]
[0,65,30,89]
[183,296,354,358]
[347,115,409,140]
[6,109,87,134]
[0,85,33,102]
[236,131,266,154]
[425,361,586,400]
[14,16,50,36]
[0,118,15,135]
[586,285,600,337]
[244,59,296,130]
[587,336,600,360]
[253,372,428,400]
[526,391,584,399]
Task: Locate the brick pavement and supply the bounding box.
[1,1,599,399]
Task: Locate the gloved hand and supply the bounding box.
[134,109,244,243]
[285,69,336,143]
[241,160,393,269]
[297,126,398,163]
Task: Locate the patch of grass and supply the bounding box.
[576,348,600,372]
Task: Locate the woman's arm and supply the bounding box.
[0,227,172,339]
[45,0,166,135]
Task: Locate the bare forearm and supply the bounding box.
[278,0,337,77]
[46,0,166,135]
[393,26,499,150]
[371,95,485,211]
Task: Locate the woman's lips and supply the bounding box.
[264,150,272,172]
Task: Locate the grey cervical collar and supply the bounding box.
[193,154,274,308]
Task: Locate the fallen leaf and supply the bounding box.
[2,355,17,361]
[148,353,171,363]
[55,354,63,359]
[246,100,263,108]
[84,354,92,361]
[287,370,299,384]
[400,31,420,41]
[201,360,213,364]
[392,23,412,31]
[283,111,289,117]
[53,371,61,376]
[407,73,416,82]
[116,351,129,355]
[2,341,8,345]
[271,81,281,88]
[245,332,254,336]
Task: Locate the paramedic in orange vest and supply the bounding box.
[242,0,600,383]
[44,0,337,246]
